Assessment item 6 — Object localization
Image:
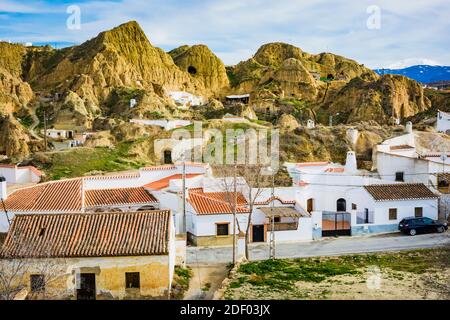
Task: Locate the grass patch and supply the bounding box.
[171,266,193,300]
[41,141,148,180]
[225,248,450,299]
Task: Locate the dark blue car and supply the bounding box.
[399,217,448,236]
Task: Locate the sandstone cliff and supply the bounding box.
[169,44,230,96]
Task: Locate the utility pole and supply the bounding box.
[232,161,237,265]
[269,167,276,260]
[441,152,448,219]
[182,160,187,235]
[0,198,11,226]
[43,109,48,152]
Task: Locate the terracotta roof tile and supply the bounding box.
[325,167,345,173]
[296,162,329,167]
[390,145,415,151]
[4,179,83,212]
[364,183,438,201]
[0,211,171,258]
[84,187,158,207]
[188,189,249,215]
[141,165,177,171]
[144,174,201,191]
[254,196,296,205]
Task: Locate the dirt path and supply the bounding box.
[28,105,42,141]
[184,264,228,300]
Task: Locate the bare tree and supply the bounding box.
[0,256,29,300]
[0,241,67,300]
[214,164,271,261]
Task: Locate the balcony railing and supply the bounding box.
[267,222,299,232]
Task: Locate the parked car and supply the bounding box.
[399,217,448,236]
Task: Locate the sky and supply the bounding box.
[0,0,449,69]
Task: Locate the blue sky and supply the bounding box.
[1,0,449,68]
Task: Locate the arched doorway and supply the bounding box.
[337,198,347,212]
[163,150,173,164]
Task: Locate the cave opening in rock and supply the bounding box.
[188,66,197,75]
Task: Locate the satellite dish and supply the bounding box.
[440,152,448,163]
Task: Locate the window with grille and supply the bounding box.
[125,272,140,289]
[216,223,229,236]
[389,208,397,221]
[415,207,423,218]
[30,275,45,293]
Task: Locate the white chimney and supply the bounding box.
[0,176,7,201]
[346,128,359,146]
[345,151,358,174]
[405,121,413,134]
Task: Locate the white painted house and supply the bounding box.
[437,110,450,134]
[373,132,450,192]
[130,119,192,131]
[185,181,313,246]
[0,164,42,184]
[168,91,205,110]
[284,151,440,237]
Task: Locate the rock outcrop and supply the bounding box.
[169,44,230,96]
[326,74,431,123]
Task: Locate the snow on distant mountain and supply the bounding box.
[374,65,450,83]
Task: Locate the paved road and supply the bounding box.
[186,232,450,265]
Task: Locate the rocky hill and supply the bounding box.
[0,21,443,164]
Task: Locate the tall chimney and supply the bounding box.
[0,176,7,201]
[405,121,413,134]
[345,151,358,174]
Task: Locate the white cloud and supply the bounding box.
[0,0,449,68]
[387,58,442,69]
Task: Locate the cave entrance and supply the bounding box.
[164,150,173,164]
[188,66,197,75]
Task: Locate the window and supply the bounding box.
[395,172,405,182]
[389,208,397,221]
[352,203,357,210]
[30,275,45,293]
[125,272,140,289]
[415,207,423,218]
[307,199,314,213]
[216,223,229,236]
[273,216,281,223]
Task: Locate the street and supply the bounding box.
[187,232,450,265]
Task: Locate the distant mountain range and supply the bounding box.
[374,65,450,84]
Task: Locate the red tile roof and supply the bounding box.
[4,179,83,212]
[188,189,249,215]
[0,211,171,258]
[390,145,415,151]
[296,162,329,167]
[85,187,158,207]
[364,184,438,201]
[254,196,296,205]
[325,167,345,173]
[141,165,177,171]
[144,174,201,191]
[4,180,159,212]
